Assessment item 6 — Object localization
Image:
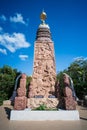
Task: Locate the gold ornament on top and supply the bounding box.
[40,10,47,24]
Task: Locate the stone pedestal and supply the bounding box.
[10,110,79,121]
[14,97,27,110]
[14,74,27,110]
[27,98,58,109]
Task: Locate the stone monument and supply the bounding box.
[10,11,79,121]
[28,11,56,98]
[27,11,58,109]
[14,74,27,110]
[63,73,76,110]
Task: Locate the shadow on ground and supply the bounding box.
[4,107,11,120]
[80,117,87,121]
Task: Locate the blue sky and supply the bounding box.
[0,0,87,75]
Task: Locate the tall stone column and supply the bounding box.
[28,11,56,98]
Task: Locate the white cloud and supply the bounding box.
[0,15,6,21]
[0,48,7,55]
[0,32,30,52]
[10,13,27,25]
[73,56,87,62]
[19,54,28,60]
[73,56,83,61]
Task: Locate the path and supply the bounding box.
[0,105,87,130]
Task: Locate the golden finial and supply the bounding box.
[40,10,47,24]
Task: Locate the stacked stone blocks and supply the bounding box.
[14,74,27,110]
[63,74,76,110]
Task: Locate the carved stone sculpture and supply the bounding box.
[14,74,27,110]
[28,11,56,98]
[63,73,76,110]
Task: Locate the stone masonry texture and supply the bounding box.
[63,74,76,110]
[14,74,27,110]
[28,26,56,98]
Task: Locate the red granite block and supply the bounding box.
[19,79,26,88]
[64,97,76,110]
[64,87,72,97]
[17,87,26,97]
[14,97,27,110]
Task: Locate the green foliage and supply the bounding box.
[0,65,32,106]
[33,104,58,111]
[0,92,8,106]
[35,104,47,110]
[57,58,87,99]
[0,65,21,105]
[26,76,32,96]
[56,72,64,96]
[26,76,32,89]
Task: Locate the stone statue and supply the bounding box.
[63,73,77,100]
[62,73,77,110]
[14,74,27,110]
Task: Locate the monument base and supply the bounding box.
[27,98,59,109]
[3,100,11,106]
[10,110,79,121]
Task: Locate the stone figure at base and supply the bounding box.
[14,74,27,110]
[63,73,77,110]
[57,73,77,110]
[63,73,77,100]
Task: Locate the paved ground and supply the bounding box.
[0,105,87,130]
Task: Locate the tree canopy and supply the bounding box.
[0,65,32,105]
[57,58,87,99]
[0,65,21,105]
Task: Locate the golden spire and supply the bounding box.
[40,10,47,24]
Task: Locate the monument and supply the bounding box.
[27,10,58,109]
[10,11,79,121]
[28,10,56,98]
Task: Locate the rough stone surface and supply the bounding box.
[17,87,26,97]
[55,80,60,98]
[64,96,76,110]
[21,73,27,79]
[27,98,58,109]
[14,97,27,110]
[63,74,70,87]
[3,100,11,106]
[28,25,56,98]
[63,74,76,110]
[19,79,26,88]
[14,74,27,110]
[64,86,72,97]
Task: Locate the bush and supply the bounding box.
[0,92,8,106]
[0,65,21,106]
[35,104,47,110]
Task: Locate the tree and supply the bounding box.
[57,58,87,99]
[0,65,21,105]
[26,76,32,96]
[0,65,32,105]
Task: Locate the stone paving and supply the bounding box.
[0,105,87,130]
